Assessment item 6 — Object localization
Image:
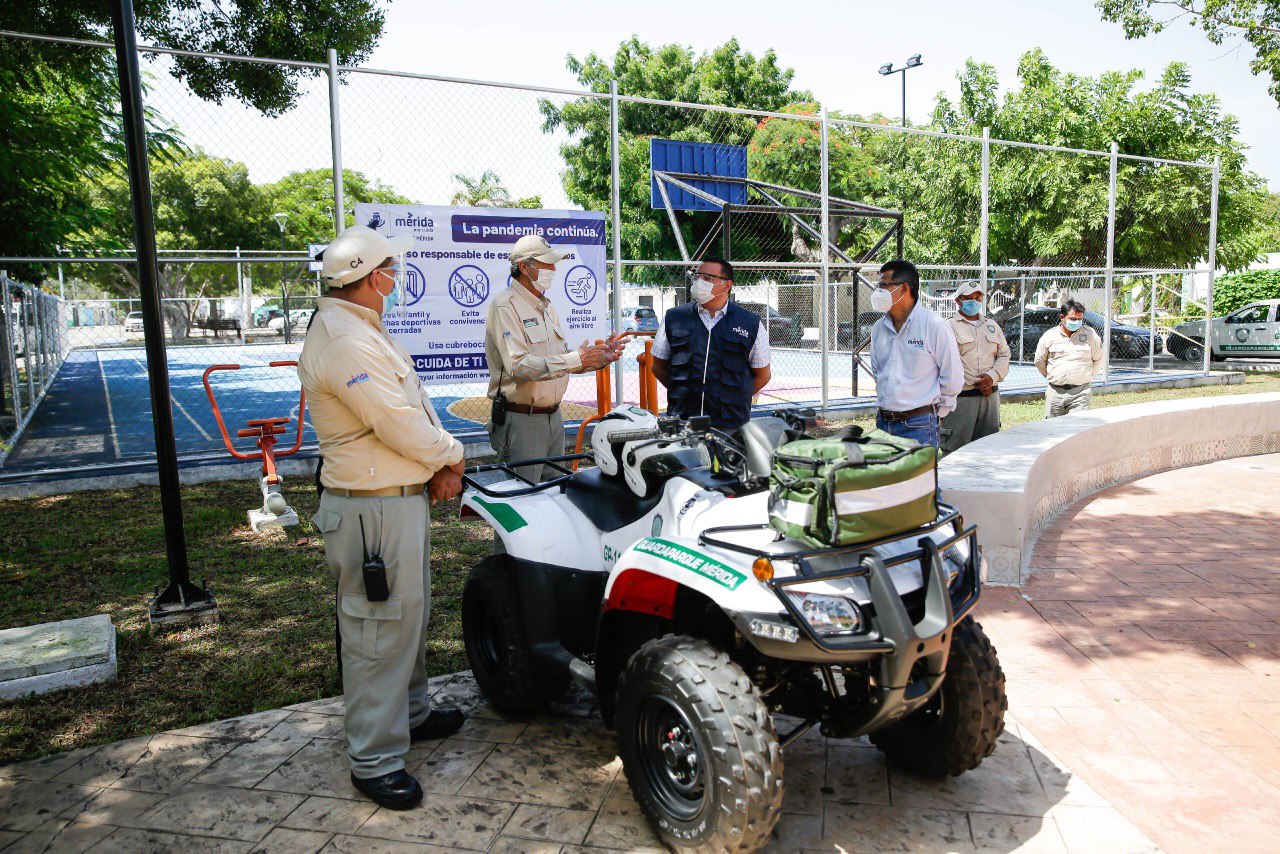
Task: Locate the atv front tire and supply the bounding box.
[870,616,1007,778]
[462,556,569,716]
[615,635,783,853]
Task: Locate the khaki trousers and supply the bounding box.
[941,390,1002,454]
[487,408,566,482]
[313,491,432,779]
[1045,382,1091,418]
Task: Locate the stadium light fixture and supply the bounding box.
[877,54,923,127]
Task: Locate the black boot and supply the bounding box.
[409,707,466,742]
[350,769,423,810]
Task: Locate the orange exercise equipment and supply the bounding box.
[573,331,658,468]
[203,361,306,531]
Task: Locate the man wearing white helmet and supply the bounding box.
[484,234,623,481]
[299,225,466,811]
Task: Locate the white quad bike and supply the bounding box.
[459,406,1007,852]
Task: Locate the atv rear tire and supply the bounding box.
[615,635,782,853]
[462,556,568,716]
[870,616,1007,778]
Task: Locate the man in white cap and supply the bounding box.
[299,225,467,811]
[484,234,622,481]
[940,281,1010,453]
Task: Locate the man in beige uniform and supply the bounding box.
[1035,298,1105,418]
[941,282,1010,453]
[485,234,622,481]
[300,225,466,810]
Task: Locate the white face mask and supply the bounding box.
[870,287,894,313]
[526,264,555,293]
[689,276,717,305]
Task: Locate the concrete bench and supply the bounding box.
[940,393,1280,584]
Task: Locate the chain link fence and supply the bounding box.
[0,30,1223,478]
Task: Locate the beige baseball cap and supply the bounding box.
[955,281,984,298]
[318,225,413,286]
[509,234,566,265]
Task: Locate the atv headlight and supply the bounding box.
[785,592,863,636]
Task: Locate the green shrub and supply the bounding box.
[1212,269,1280,315]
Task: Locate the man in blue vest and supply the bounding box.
[651,257,771,431]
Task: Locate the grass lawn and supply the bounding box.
[1,373,1277,765]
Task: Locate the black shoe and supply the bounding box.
[350,770,423,810]
[409,707,466,742]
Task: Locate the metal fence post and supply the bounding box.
[1,275,19,427]
[1018,274,1026,363]
[21,293,34,408]
[327,47,345,233]
[1103,141,1118,384]
[1203,155,1220,376]
[1148,272,1157,371]
[609,79,624,406]
[819,105,831,412]
[980,127,990,294]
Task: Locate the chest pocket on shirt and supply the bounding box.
[982,324,1002,346]
[523,318,548,344]
[953,325,976,347]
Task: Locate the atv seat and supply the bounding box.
[565,467,662,533]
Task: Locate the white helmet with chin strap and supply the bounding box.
[592,405,659,476]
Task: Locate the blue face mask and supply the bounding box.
[960,299,982,317]
[1064,318,1084,332]
[376,266,402,315]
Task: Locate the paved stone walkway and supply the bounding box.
[975,453,1280,854]
[28,456,1280,852]
[0,666,1149,853]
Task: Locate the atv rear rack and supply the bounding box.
[462,453,593,497]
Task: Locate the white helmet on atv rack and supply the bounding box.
[592,405,660,476]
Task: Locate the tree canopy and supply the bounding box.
[1097,0,1280,107]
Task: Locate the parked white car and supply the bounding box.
[1169,299,1280,361]
[268,309,313,333]
[124,311,145,332]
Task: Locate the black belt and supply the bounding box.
[1049,382,1086,393]
[877,404,934,423]
[959,387,998,398]
[503,402,559,415]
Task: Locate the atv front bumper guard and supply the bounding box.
[703,506,981,732]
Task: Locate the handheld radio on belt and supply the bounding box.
[357,515,390,602]
[491,365,507,426]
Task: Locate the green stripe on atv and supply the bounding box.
[471,497,528,533]
[634,538,746,590]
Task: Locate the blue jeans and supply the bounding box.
[877,412,941,448]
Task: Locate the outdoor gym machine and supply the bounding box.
[203,361,306,532]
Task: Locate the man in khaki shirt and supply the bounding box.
[484,234,622,481]
[299,225,466,811]
[1034,298,1105,418]
[941,282,1010,453]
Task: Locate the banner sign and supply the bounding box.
[353,203,608,385]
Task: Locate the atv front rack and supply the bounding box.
[699,503,981,653]
[462,453,593,497]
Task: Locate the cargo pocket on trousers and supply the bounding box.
[340,593,404,660]
[313,509,342,536]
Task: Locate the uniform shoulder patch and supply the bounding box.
[345,372,370,388]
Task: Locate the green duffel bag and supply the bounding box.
[767,426,938,548]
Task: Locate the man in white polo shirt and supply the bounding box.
[868,260,963,448]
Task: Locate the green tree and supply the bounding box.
[266,168,412,244]
[73,150,276,338]
[449,171,513,208]
[3,1,387,116]
[918,51,1270,272]
[1210,267,1280,314]
[540,38,811,272]
[1097,1,1280,106]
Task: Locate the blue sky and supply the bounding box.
[144,0,1279,200]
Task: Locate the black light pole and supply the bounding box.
[110,0,215,626]
[878,55,923,128]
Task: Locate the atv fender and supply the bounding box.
[461,489,601,568]
[603,535,780,616]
